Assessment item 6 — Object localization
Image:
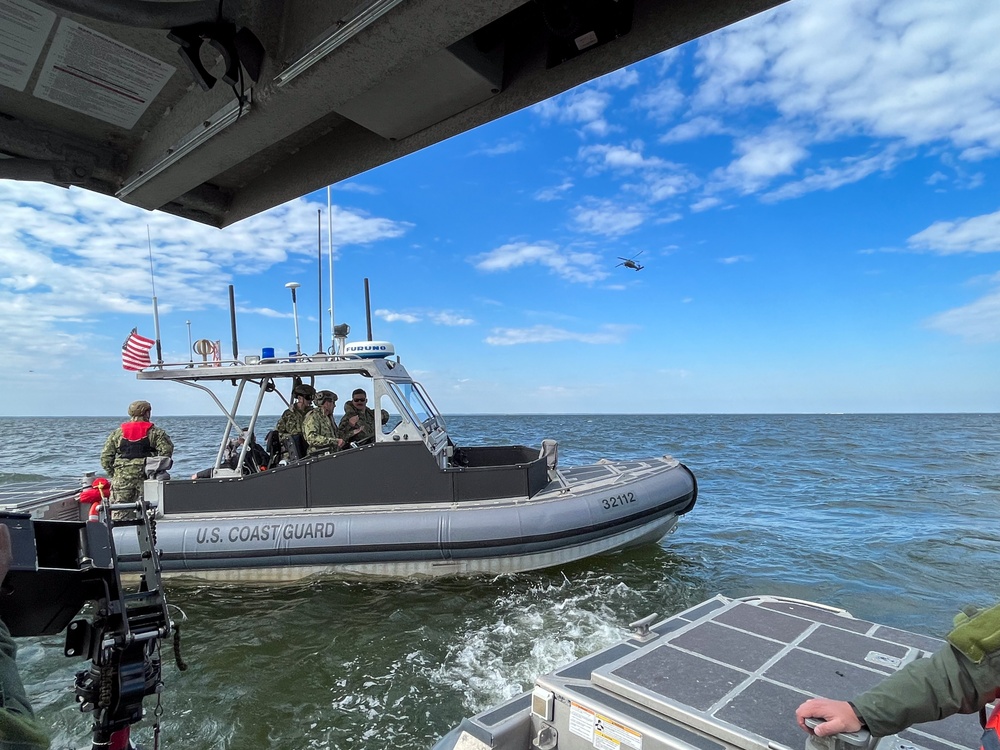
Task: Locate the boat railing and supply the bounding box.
[140,352,366,372]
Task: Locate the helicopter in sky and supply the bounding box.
[615,251,644,271]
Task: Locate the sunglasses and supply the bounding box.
[353,397,367,403]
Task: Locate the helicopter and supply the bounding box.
[615,251,644,271]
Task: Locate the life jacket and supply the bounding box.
[980,704,1000,750]
[118,421,154,459]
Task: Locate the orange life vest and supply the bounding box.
[981,704,1000,750]
[118,421,154,459]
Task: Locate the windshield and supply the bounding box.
[389,382,437,432]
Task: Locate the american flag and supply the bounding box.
[122,328,155,371]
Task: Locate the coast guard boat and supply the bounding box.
[432,594,983,750]
[0,337,696,581]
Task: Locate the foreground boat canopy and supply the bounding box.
[1,0,787,227]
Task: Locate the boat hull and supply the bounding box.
[116,456,697,580]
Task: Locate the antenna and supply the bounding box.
[364,277,373,340]
[317,209,323,354]
[147,226,163,364]
[285,281,302,355]
[228,284,239,360]
[327,186,336,353]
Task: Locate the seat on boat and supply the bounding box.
[244,439,270,473]
[281,433,307,462]
[264,430,282,468]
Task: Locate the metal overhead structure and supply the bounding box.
[0,0,789,228]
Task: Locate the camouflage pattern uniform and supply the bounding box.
[339,400,376,445]
[100,401,174,507]
[851,602,1000,738]
[276,404,312,444]
[275,383,317,460]
[302,405,344,456]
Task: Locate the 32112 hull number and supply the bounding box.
[601,492,635,509]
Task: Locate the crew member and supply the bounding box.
[796,603,1000,742]
[100,400,174,511]
[339,388,377,445]
[276,383,316,460]
[303,390,345,456]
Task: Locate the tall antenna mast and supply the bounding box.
[285,281,302,355]
[317,209,323,354]
[327,186,335,353]
[147,225,163,364]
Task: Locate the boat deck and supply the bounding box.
[0,479,83,521]
[440,595,983,750]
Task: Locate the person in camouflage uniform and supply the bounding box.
[100,400,174,508]
[275,383,316,459]
[302,390,345,456]
[796,602,1000,740]
[338,388,387,445]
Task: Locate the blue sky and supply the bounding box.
[2,0,1000,416]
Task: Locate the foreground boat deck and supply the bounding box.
[437,595,982,750]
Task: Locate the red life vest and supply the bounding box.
[118,421,154,459]
[981,704,1000,750]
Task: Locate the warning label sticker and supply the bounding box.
[569,702,643,750]
[0,0,55,91]
[33,17,174,129]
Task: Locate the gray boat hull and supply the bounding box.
[115,454,696,580]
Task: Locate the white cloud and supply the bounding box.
[472,241,608,284]
[0,182,409,370]
[375,309,421,323]
[484,324,634,346]
[924,274,1000,342]
[534,180,574,202]
[533,88,615,136]
[659,116,731,144]
[571,199,647,236]
[690,196,722,212]
[578,142,665,174]
[633,79,686,123]
[430,311,475,326]
[906,208,1000,254]
[472,139,524,156]
[592,67,640,90]
[718,255,752,265]
[332,182,382,195]
[692,0,1000,157]
[713,130,809,194]
[644,173,696,202]
[374,308,474,325]
[761,147,902,202]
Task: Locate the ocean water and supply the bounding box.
[2,413,999,749]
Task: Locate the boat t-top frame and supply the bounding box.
[136,351,454,474]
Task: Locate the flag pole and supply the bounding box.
[147,226,163,364]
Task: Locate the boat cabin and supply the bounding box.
[136,345,553,515]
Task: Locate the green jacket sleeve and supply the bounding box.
[0,620,50,749]
[150,426,174,457]
[303,412,338,452]
[853,605,1000,737]
[99,428,121,476]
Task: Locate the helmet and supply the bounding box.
[315,390,337,404]
[291,383,316,400]
[127,400,151,418]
